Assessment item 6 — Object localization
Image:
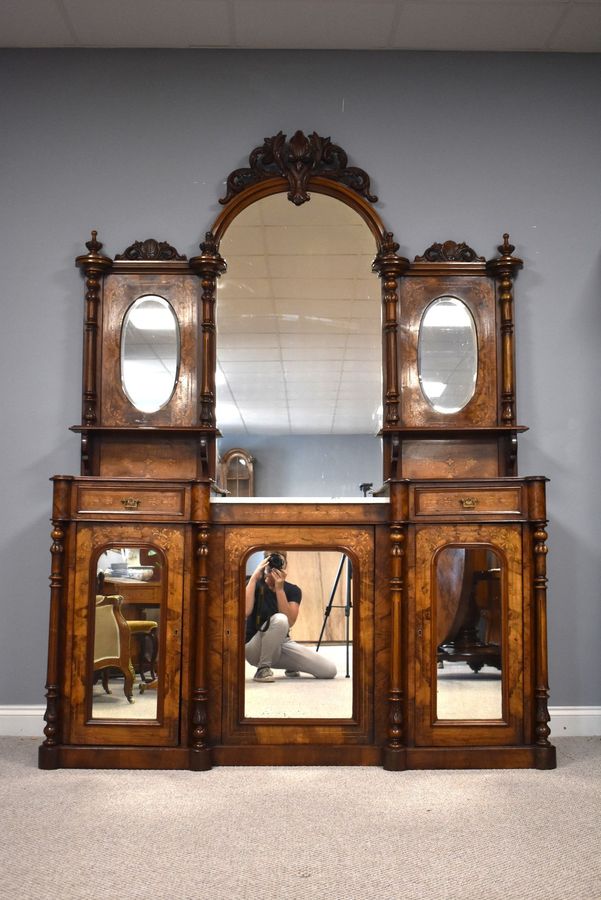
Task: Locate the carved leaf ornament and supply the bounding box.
[415,240,485,263]
[220,130,378,206]
[115,239,187,261]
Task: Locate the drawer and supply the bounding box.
[75,484,187,517]
[413,486,523,518]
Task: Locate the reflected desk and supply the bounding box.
[102,577,162,619]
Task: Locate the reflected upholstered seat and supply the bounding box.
[93,595,135,703]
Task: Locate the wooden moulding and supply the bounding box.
[404,745,555,770]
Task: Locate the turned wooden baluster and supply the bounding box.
[190,480,212,769]
[190,232,226,430]
[39,476,72,767]
[486,234,523,426]
[533,523,552,747]
[373,233,409,430]
[383,478,409,770]
[75,232,112,428]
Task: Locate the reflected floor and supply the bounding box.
[245,644,352,719]
[91,679,158,720]
[437,661,502,720]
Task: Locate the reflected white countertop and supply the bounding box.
[211,496,389,503]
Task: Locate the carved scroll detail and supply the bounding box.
[115,239,187,261]
[415,240,484,263]
[220,130,378,207]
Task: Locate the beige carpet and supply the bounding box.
[1,736,599,900]
[245,643,352,718]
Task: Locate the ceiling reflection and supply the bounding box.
[216,192,381,436]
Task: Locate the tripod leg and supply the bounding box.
[316,553,345,651]
[345,559,352,677]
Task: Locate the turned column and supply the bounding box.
[38,477,72,769]
[526,477,556,769]
[373,232,410,431]
[189,483,212,770]
[383,479,409,770]
[75,231,112,474]
[486,234,523,426]
[190,232,227,429]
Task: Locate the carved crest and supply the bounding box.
[219,130,378,207]
[415,240,484,263]
[115,239,187,261]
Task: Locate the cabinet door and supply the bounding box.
[68,524,185,746]
[414,524,524,746]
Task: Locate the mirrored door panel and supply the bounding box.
[68,524,185,746]
[244,549,353,719]
[220,523,375,747]
[92,545,165,721]
[414,524,524,746]
[435,546,503,720]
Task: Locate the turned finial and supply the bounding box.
[499,233,515,257]
[85,230,102,254]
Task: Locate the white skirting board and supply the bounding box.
[1,705,600,738]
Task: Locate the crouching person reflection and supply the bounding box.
[245,551,337,683]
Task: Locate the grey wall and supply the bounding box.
[220,435,382,497]
[1,49,600,707]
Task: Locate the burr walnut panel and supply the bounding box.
[74,481,190,519]
[100,272,201,427]
[399,274,498,428]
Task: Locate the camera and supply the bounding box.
[266,553,285,571]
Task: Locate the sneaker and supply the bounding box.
[284,670,300,678]
[254,666,275,682]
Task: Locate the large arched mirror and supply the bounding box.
[207,146,391,734]
[215,190,383,498]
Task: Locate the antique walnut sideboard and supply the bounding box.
[39,131,556,770]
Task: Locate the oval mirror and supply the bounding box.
[418,296,477,414]
[121,294,180,413]
[216,192,383,497]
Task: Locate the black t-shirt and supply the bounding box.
[245,579,302,643]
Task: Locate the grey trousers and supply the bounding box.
[245,613,337,678]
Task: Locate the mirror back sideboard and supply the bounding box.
[39,132,556,771]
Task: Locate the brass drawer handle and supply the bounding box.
[121,497,141,510]
[460,497,478,509]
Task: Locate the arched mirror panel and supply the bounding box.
[121,294,180,414]
[215,191,384,498]
[434,545,503,722]
[90,544,166,722]
[418,296,477,414]
[244,549,353,719]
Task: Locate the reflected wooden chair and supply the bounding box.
[128,620,159,689]
[93,595,135,703]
